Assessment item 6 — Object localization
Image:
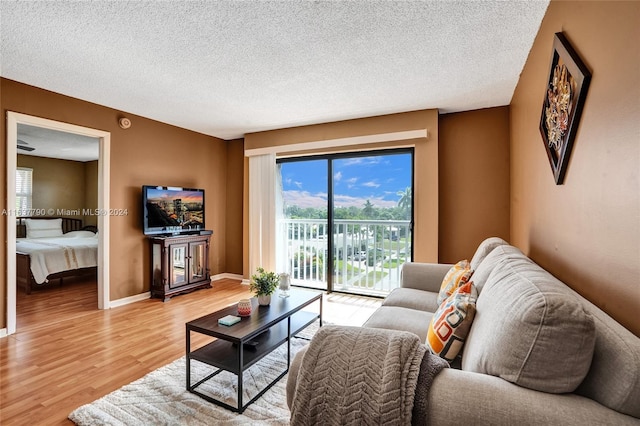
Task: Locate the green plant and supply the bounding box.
[249,267,279,296]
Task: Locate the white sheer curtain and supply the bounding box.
[275,163,289,275]
[248,153,277,275]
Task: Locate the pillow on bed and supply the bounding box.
[25,218,63,238]
[63,230,96,238]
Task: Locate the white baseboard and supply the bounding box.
[241,278,250,285]
[110,291,151,308]
[0,328,7,338]
[211,273,244,282]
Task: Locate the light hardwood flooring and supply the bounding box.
[0,278,381,425]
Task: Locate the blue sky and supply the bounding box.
[280,153,412,209]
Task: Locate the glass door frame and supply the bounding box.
[277,147,414,294]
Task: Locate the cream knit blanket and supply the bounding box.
[290,326,428,426]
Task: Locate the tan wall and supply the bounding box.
[510,1,640,336]
[438,107,511,263]
[17,155,87,219]
[244,109,439,278]
[1,79,231,325]
[84,160,99,226]
[225,139,245,275]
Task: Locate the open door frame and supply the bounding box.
[5,112,111,335]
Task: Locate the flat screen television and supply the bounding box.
[142,185,205,235]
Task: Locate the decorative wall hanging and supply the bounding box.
[539,32,591,184]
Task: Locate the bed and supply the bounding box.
[16,217,98,294]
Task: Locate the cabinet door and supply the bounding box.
[169,243,188,288]
[189,240,207,282]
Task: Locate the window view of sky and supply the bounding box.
[280,153,412,209]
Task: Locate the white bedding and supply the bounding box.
[16,234,98,284]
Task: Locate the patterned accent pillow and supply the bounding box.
[427,281,478,362]
[437,260,473,305]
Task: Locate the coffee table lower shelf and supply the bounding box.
[187,310,319,413]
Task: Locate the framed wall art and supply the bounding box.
[539,32,591,184]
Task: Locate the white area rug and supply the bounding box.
[69,326,317,425]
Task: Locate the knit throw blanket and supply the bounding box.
[290,326,447,425]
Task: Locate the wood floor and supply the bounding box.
[0,278,381,425]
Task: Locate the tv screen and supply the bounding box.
[142,186,205,235]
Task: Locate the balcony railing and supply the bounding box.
[280,219,412,297]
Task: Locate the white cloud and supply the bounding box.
[283,190,327,208]
[362,181,380,188]
[341,156,381,167]
[284,190,397,209]
[334,171,342,181]
[284,177,303,189]
[345,177,358,188]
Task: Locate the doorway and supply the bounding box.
[5,112,111,335]
[277,149,413,297]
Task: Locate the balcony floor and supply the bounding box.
[321,290,383,326]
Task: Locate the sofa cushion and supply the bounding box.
[574,294,640,418]
[427,281,477,362]
[400,262,454,293]
[471,244,530,293]
[363,306,433,343]
[383,287,440,312]
[462,254,596,394]
[437,260,472,305]
[469,236,509,271]
[428,368,640,426]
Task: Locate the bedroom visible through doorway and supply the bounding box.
[5,112,111,336]
[14,125,100,327]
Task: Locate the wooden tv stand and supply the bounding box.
[149,233,211,301]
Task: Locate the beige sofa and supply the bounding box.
[288,237,640,424]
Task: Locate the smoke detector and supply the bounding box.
[119,117,132,129]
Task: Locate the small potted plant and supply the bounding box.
[250,267,279,306]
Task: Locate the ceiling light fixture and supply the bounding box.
[17,139,35,152]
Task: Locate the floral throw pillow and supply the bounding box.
[437,260,473,305]
[427,281,478,362]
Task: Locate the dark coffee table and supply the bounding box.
[185,289,322,413]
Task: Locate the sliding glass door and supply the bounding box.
[277,159,329,290]
[277,149,413,297]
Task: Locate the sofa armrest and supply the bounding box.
[427,369,640,425]
[400,262,452,293]
[287,344,309,409]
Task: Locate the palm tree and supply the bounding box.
[363,200,375,218]
[397,187,411,218]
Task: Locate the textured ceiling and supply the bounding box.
[1,1,549,140]
[17,124,99,162]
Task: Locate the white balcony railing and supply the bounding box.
[280,219,412,297]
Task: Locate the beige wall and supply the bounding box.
[244,110,439,279]
[84,160,99,226]
[510,1,640,336]
[438,107,511,263]
[16,155,98,226]
[1,79,234,326]
[17,155,87,218]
